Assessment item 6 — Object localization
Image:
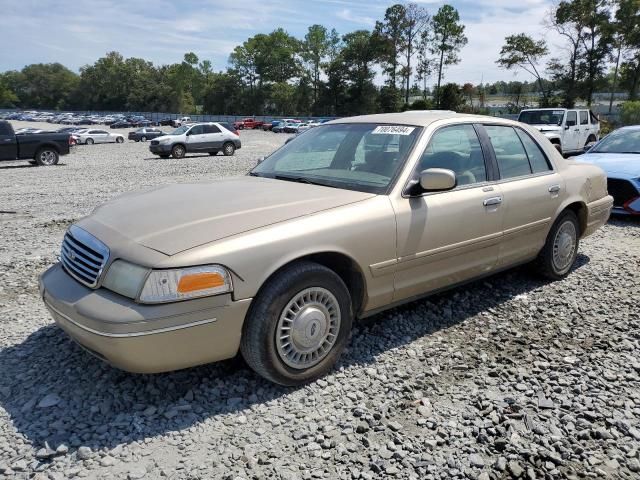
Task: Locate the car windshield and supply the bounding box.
[518,110,565,126]
[251,123,421,194]
[171,126,189,135]
[591,129,640,154]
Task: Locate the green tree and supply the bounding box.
[0,74,18,107]
[438,82,464,110]
[497,34,549,105]
[615,0,640,100]
[302,25,331,105]
[428,5,467,108]
[400,3,430,104]
[619,100,640,124]
[341,30,382,114]
[374,4,408,90]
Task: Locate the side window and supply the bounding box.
[203,125,221,134]
[484,125,532,179]
[418,124,487,186]
[590,111,599,124]
[189,125,204,135]
[566,111,577,127]
[515,129,552,173]
[580,111,588,125]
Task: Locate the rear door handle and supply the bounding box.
[548,185,561,193]
[483,196,502,206]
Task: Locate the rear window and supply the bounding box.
[580,111,589,125]
[218,122,235,132]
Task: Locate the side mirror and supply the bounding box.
[185,130,192,136]
[565,121,575,129]
[256,156,265,164]
[420,168,456,191]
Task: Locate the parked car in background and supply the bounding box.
[128,127,165,142]
[577,125,640,215]
[284,122,307,133]
[233,118,264,130]
[75,129,125,145]
[273,120,300,133]
[149,122,241,158]
[0,120,72,166]
[518,108,600,156]
[263,120,281,131]
[110,120,133,129]
[173,117,192,127]
[159,117,175,126]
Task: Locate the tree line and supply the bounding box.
[0,0,638,116]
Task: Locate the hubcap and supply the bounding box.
[40,151,55,165]
[225,145,233,154]
[276,287,341,369]
[552,221,577,272]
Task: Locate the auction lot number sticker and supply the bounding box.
[372,125,415,135]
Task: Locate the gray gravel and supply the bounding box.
[1,120,639,479]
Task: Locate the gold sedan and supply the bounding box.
[39,112,613,385]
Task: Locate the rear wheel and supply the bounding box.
[222,142,235,156]
[171,144,186,159]
[116,137,124,144]
[240,261,353,386]
[533,210,580,280]
[140,136,147,142]
[35,148,59,166]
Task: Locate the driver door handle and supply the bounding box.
[548,185,561,193]
[483,196,502,206]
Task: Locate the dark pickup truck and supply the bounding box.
[0,120,72,166]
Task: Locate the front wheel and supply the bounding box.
[222,142,235,156]
[35,148,59,166]
[116,137,124,143]
[140,136,147,142]
[171,144,186,159]
[86,138,94,145]
[241,261,353,386]
[533,210,580,280]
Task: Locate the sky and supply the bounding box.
[0,0,563,86]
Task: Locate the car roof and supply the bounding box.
[328,111,515,127]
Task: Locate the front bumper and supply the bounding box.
[583,195,614,237]
[149,143,173,154]
[39,263,252,373]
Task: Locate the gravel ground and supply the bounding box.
[0,120,639,480]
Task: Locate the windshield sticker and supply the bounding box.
[372,125,415,135]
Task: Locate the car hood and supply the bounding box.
[527,125,562,133]
[575,152,640,178]
[85,177,376,255]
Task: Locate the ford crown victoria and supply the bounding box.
[39,112,613,385]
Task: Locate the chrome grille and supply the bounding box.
[60,225,109,288]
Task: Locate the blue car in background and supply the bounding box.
[577,125,640,215]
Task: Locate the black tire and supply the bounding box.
[222,142,235,156]
[159,154,170,158]
[208,151,218,156]
[240,261,353,386]
[140,136,147,142]
[116,137,124,144]
[28,160,37,165]
[533,210,580,280]
[34,147,59,166]
[86,138,94,145]
[171,144,186,159]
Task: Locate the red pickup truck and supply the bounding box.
[233,118,264,130]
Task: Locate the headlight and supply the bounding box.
[139,265,232,303]
[102,260,149,298]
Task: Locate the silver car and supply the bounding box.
[75,129,125,145]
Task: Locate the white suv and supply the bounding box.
[149,122,241,159]
[518,108,600,156]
